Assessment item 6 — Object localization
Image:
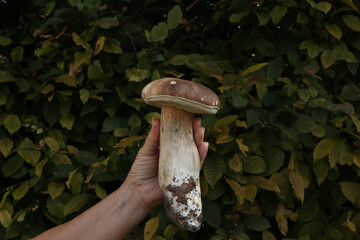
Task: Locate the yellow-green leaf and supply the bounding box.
[163,224,179,239]
[150,22,168,42]
[94,36,105,56]
[0,36,12,46]
[248,175,280,192]
[12,181,29,200]
[79,89,90,104]
[229,154,242,172]
[64,194,89,216]
[54,74,76,87]
[72,32,91,50]
[321,50,335,69]
[324,23,342,41]
[103,37,123,54]
[95,183,107,200]
[340,0,359,13]
[262,230,276,240]
[343,15,360,32]
[289,171,304,203]
[35,158,48,177]
[270,5,288,26]
[11,46,24,63]
[41,84,55,94]
[4,114,21,134]
[236,139,249,156]
[0,137,14,157]
[315,2,332,14]
[48,182,65,200]
[225,178,244,204]
[144,216,159,240]
[45,137,60,152]
[241,62,268,77]
[0,209,12,228]
[340,181,360,203]
[167,5,182,30]
[276,203,288,236]
[73,49,93,69]
[98,16,119,29]
[242,184,257,203]
[349,114,360,133]
[59,113,75,130]
[17,138,41,166]
[313,139,334,161]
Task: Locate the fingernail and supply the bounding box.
[201,127,205,134]
[152,117,155,125]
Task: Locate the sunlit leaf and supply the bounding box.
[144,216,159,240]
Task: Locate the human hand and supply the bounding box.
[125,117,209,212]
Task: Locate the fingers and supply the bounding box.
[138,118,160,157]
[193,117,208,167]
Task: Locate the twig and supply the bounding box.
[119,24,139,57]
[168,17,197,36]
[186,0,198,12]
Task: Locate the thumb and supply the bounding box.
[138,118,160,157]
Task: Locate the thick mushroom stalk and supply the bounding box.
[159,106,202,232]
[142,78,220,232]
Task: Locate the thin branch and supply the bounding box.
[168,17,198,36]
[186,0,198,12]
[119,24,139,57]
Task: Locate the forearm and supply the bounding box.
[32,182,151,240]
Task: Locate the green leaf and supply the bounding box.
[263,230,276,240]
[17,138,41,166]
[54,74,76,87]
[340,0,359,13]
[315,2,332,14]
[248,175,280,192]
[321,50,335,68]
[43,0,56,17]
[144,112,161,124]
[35,158,48,177]
[48,182,65,200]
[229,12,249,23]
[95,183,107,199]
[59,113,75,130]
[343,15,360,32]
[144,217,159,240]
[204,158,227,187]
[256,39,276,56]
[333,50,357,63]
[289,171,304,203]
[167,5,182,30]
[103,37,123,54]
[12,181,29,200]
[203,202,221,228]
[340,182,360,203]
[64,194,90,216]
[0,137,14,157]
[79,89,90,104]
[75,151,98,166]
[243,156,266,174]
[0,209,12,228]
[4,114,21,134]
[1,155,23,177]
[150,21,168,41]
[98,16,119,29]
[0,71,16,83]
[70,173,84,195]
[270,5,288,26]
[311,124,326,137]
[0,36,12,46]
[11,46,24,63]
[242,62,268,77]
[324,23,342,41]
[313,139,335,161]
[244,215,271,231]
[264,147,285,174]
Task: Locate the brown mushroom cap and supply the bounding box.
[142,78,220,114]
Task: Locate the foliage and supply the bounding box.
[0,0,360,239]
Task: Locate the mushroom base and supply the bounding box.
[159,106,202,232]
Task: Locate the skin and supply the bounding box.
[32,117,208,240]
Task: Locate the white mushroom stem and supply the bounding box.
[159,106,202,232]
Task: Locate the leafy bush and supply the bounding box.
[1,0,360,239]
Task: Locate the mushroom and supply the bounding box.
[142,77,220,232]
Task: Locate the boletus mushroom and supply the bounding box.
[142,78,220,232]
